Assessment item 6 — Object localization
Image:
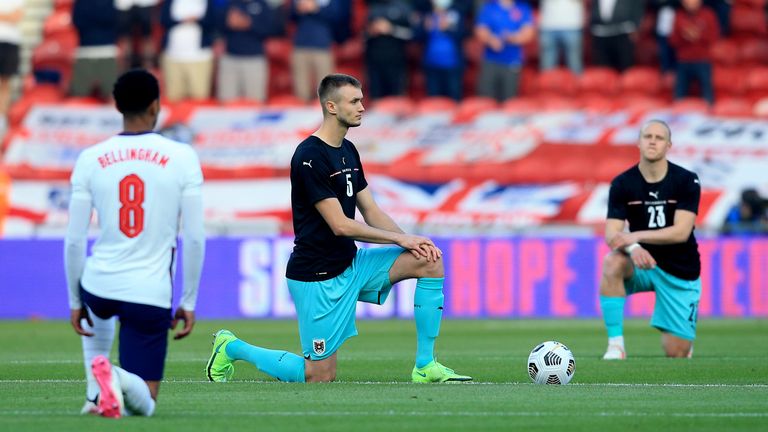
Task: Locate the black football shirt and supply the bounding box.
[607,162,701,280]
[286,135,368,281]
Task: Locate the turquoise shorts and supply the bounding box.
[287,246,405,360]
[625,266,702,341]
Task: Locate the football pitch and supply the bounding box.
[0,319,766,432]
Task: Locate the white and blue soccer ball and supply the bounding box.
[527,341,575,385]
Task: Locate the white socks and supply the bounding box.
[80,310,155,416]
[113,366,156,417]
[608,335,625,349]
[81,311,116,401]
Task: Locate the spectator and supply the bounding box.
[669,0,719,105]
[722,188,768,234]
[652,0,679,75]
[704,0,730,37]
[419,0,464,101]
[474,0,534,102]
[589,0,645,72]
[160,0,217,102]
[291,0,342,101]
[70,0,119,100]
[216,0,281,103]
[538,0,585,75]
[0,0,22,136]
[365,0,415,100]
[115,0,161,69]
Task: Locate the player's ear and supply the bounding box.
[325,99,337,115]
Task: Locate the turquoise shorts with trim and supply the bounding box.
[287,246,404,360]
[625,265,702,341]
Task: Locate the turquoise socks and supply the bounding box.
[414,277,444,368]
[225,340,305,383]
[600,296,626,338]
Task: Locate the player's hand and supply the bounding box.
[70,307,94,337]
[397,234,442,262]
[629,247,656,270]
[171,308,195,340]
[608,232,638,251]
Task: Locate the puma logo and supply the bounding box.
[649,191,659,199]
[303,160,312,168]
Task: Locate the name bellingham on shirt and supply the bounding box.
[98,148,170,169]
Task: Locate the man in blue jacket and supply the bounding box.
[70,0,119,99]
[217,0,282,102]
[291,0,343,101]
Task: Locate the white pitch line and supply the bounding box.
[0,410,765,418]
[0,379,766,388]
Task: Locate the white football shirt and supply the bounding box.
[67,132,203,309]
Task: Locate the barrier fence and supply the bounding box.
[1,236,765,319]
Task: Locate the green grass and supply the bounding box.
[0,319,767,431]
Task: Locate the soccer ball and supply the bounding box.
[527,341,575,385]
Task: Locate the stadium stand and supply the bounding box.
[2,0,767,237]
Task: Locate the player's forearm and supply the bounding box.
[180,194,205,311]
[362,209,405,235]
[634,225,692,245]
[64,197,92,309]
[335,218,403,244]
[64,238,86,309]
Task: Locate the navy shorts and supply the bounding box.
[0,42,20,77]
[81,288,171,381]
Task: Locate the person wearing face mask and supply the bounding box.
[419,0,465,100]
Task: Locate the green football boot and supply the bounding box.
[206,329,237,382]
[411,360,472,383]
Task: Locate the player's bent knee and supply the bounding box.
[662,336,692,358]
[305,371,336,383]
[419,258,444,279]
[602,252,629,278]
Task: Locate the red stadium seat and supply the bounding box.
[739,38,768,66]
[7,85,63,126]
[43,10,74,38]
[371,96,414,116]
[753,97,768,117]
[455,96,499,122]
[518,67,539,96]
[54,0,74,11]
[580,95,617,113]
[579,67,620,97]
[266,94,309,108]
[713,67,748,98]
[634,36,659,67]
[671,97,711,113]
[621,96,668,116]
[712,98,754,117]
[539,95,580,111]
[264,38,292,67]
[620,67,662,97]
[731,7,768,36]
[710,39,741,67]
[267,63,292,99]
[501,97,541,114]
[463,37,483,66]
[537,68,579,96]
[415,96,457,113]
[222,98,262,108]
[734,0,766,8]
[746,67,768,98]
[31,33,77,69]
[334,37,363,67]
